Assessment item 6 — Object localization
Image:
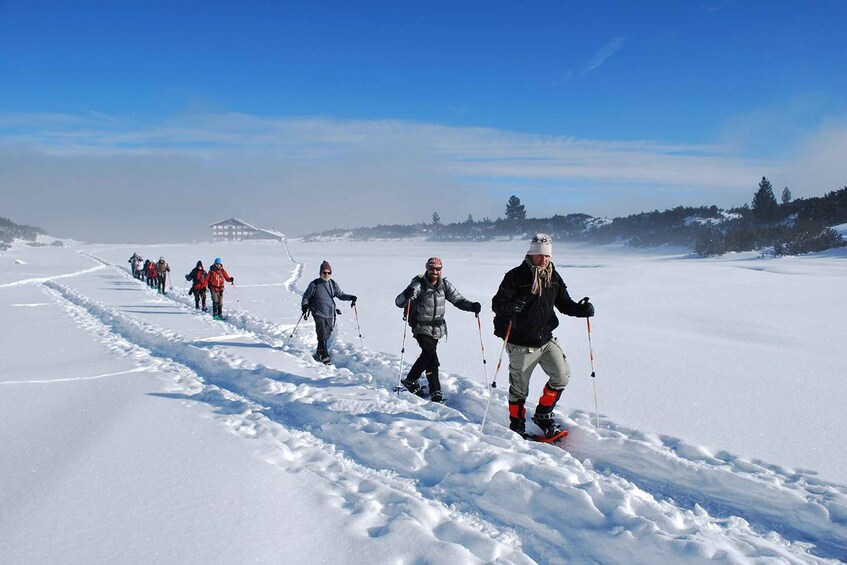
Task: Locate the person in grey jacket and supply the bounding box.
[156,256,170,295]
[301,260,357,364]
[395,257,481,403]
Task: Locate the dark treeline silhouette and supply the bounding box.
[306,184,847,256]
[1,217,48,250]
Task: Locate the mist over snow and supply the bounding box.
[1,237,846,564]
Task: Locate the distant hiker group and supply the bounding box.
[127,232,595,441]
[128,252,236,320]
[128,253,170,293]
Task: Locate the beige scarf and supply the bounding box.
[524,256,553,295]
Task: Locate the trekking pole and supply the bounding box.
[398,300,411,382]
[475,313,490,388]
[283,312,305,348]
[232,281,241,309]
[353,303,364,348]
[480,320,511,435]
[586,316,600,429]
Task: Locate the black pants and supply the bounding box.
[157,274,167,293]
[314,315,334,358]
[191,288,207,309]
[407,334,441,393]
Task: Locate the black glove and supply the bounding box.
[579,297,595,317]
[230,277,235,284]
[185,273,191,281]
[511,297,526,314]
[471,302,482,314]
[302,304,310,319]
[350,295,357,307]
[403,287,415,300]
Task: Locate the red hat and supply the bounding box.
[425,257,443,269]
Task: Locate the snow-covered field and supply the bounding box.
[1,237,845,564]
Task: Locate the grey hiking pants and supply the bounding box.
[210,289,224,316]
[506,338,570,403]
[314,315,334,358]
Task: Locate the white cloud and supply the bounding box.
[1,112,777,241]
[583,36,627,74]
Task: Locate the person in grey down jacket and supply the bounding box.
[395,256,481,404]
[301,260,357,364]
[491,233,595,439]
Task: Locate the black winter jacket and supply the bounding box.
[492,261,587,347]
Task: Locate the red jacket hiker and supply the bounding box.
[204,259,234,318]
[186,262,208,291]
[205,263,233,291]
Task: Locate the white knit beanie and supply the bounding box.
[527,233,553,256]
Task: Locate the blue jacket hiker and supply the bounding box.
[301,260,357,364]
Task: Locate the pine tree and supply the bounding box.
[752,177,778,221]
[505,195,526,221]
[432,212,441,225]
[781,186,792,204]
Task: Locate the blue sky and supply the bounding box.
[2,0,846,241]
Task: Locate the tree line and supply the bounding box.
[307,180,847,256]
[0,217,48,250]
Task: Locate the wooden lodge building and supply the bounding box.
[209,218,285,242]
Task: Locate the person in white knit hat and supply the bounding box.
[491,233,595,438]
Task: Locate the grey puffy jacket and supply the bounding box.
[395,275,475,340]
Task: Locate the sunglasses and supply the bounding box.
[427,266,442,272]
[322,271,332,275]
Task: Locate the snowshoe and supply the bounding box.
[527,429,569,443]
[399,378,426,397]
[430,391,444,404]
[313,353,332,365]
[531,413,562,437]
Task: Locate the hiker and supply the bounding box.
[185,260,208,311]
[395,257,480,403]
[128,253,143,279]
[301,261,356,364]
[145,259,157,288]
[204,258,234,319]
[491,233,594,439]
[156,256,170,294]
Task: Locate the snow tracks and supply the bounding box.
[42,255,847,565]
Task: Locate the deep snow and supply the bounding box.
[1,237,845,564]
